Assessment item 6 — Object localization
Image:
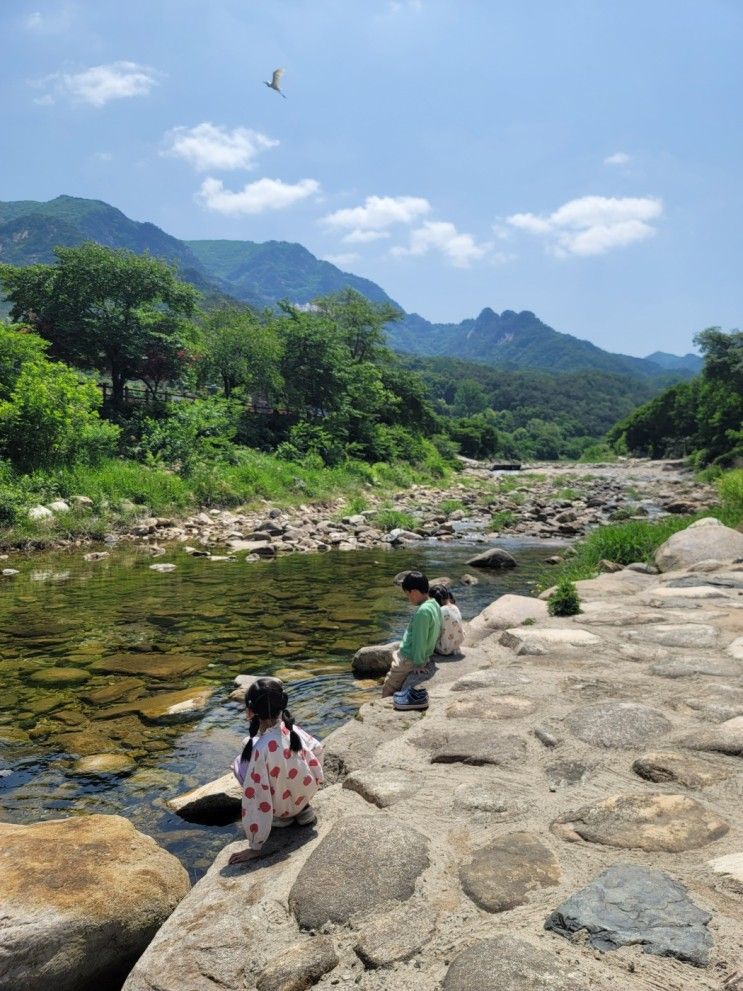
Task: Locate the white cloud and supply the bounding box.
[391,221,491,268]
[36,61,159,107]
[323,253,360,268]
[323,195,431,232]
[26,11,44,29]
[604,151,631,166]
[506,195,662,257]
[93,151,113,162]
[342,229,391,244]
[163,123,278,172]
[197,177,320,215]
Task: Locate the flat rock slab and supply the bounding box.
[566,702,672,748]
[351,642,399,676]
[546,759,591,787]
[28,667,90,685]
[500,627,602,656]
[460,831,561,913]
[450,669,531,693]
[727,636,743,660]
[707,851,743,891]
[452,783,514,816]
[632,751,732,788]
[82,678,146,706]
[94,686,215,725]
[624,624,719,649]
[342,769,419,808]
[91,653,209,679]
[167,771,242,824]
[464,594,548,646]
[443,935,591,991]
[256,937,338,991]
[446,693,537,720]
[0,814,190,991]
[654,517,743,572]
[552,792,728,852]
[683,716,743,757]
[71,753,136,777]
[289,815,429,929]
[466,547,517,568]
[426,727,527,766]
[354,901,436,968]
[545,864,713,966]
[650,659,740,678]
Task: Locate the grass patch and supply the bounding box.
[555,487,580,501]
[373,509,418,531]
[439,499,464,516]
[489,509,516,531]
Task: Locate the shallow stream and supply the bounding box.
[0,539,559,880]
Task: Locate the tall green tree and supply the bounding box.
[0,243,199,405]
[314,288,400,363]
[199,305,282,400]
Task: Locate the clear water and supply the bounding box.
[0,538,560,881]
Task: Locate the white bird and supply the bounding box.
[264,68,286,98]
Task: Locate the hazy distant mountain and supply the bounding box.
[644,350,703,374]
[0,195,694,380]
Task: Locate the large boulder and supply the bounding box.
[654,517,743,572]
[0,814,190,991]
[466,547,517,569]
[464,594,548,646]
[167,771,242,824]
[351,641,399,676]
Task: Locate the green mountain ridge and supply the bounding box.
[0,195,694,380]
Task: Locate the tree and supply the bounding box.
[0,243,199,405]
[0,324,49,399]
[199,306,282,400]
[314,288,400,363]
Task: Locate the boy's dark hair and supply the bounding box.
[240,676,301,764]
[401,571,429,594]
[429,583,456,606]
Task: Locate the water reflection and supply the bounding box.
[0,539,558,880]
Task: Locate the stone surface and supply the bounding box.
[149,563,176,572]
[500,626,601,655]
[460,831,561,913]
[683,715,743,756]
[465,547,517,568]
[351,641,399,676]
[566,702,672,748]
[28,667,91,686]
[289,815,429,929]
[650,659,739,678]
[342,768,419,808]
[449,669,531,692]
[28,504,53,520]
[95,686,215,725]
[83,678,146,706]
[707,851,743,891]
[552,792,729,852]
[545,864,713,966]
[625,623,719,649]
[446,693,536,720]
[427,727,527,766]
[463,594,548,646]
[727,637,743,660]
[632,751,732,788]
[71,753,136,777]
[654,517,743,572]
[91,653,209,679]
[167,771,242,823]
[443,935,590,991]
[255,937,338,991]
[0,814,190,991]
[354,901,435,968]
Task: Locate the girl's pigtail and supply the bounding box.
[240,713,261,764]
[282,708,302,752]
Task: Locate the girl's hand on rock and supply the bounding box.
[228,848,263,866]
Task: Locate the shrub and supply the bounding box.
[489,509,515,531]
[374,509,417,531]
[440,499,464,516]
[548,578,581,616]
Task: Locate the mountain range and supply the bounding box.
[0,195,702,378]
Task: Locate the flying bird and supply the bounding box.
[264,68,286,98]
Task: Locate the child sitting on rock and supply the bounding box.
[429,584,465,656]
[228,677,324,865]
[382,571,442,711]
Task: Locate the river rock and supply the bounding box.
[650,658,739,678]
[552,792,729,852]
[342,768,419,807]
[149,563,176,572]
[71,753,136,777]
[255,937,338,991]
[632,751,732,788]
[654,517,743,572]
[0,814,190,991]
[91,653,209,679]
[47,500,70,513]
[95,686,215,725]
[566,702,672,748]
[464,594,548,646]
[545,864,713,966]
[727,637,743,660]
[354,901,436,968]
[443,935,590,991]
[460,831,561,913]
[446,693,536,719]
[83,551,109,562]
[499,626,601,655]
[707,851,743,891]
[28,667,91,686]
[167,771,242,823]
[2,568,19,576]
[450,669,531,692]
[624,623,719,648]
[83,678,146,706]
[682,715,743,756]
[351,641,399,676]
[466,547,517,568]
[289,815,429,929]
[28,505,53,521]
[428,727,527,766]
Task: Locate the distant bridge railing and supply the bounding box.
[97,383,291,414]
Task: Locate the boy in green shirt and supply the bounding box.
[382,571,442,710]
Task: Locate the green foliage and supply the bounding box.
[0,324,49,397]
[339,495,369,516]
[136,398,239,472]
[555,487,580,501]
[716,468,743,519]
[439,499,464,516]
[276,421,346,467]
[548,578,582,617]
[489,509,516,530]
[373,509,418,531]
[199,305,282,399]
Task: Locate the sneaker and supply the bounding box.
[295,805,316,826]
[272,813,295,828]
[393,688,429,711]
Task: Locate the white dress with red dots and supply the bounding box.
[232,722,324,850]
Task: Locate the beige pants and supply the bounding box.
[381,651,436,697]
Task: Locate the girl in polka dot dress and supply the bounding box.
[228,677,324,866]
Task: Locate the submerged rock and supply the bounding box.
[465,547,517,569]
[545,864,713,966]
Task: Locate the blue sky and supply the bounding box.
[2,0,741,355]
